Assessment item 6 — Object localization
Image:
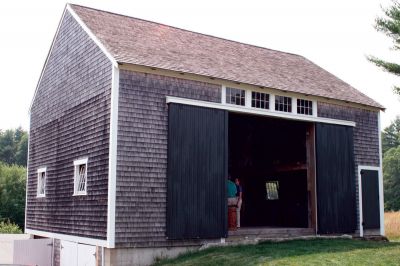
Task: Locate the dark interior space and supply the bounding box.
[228,112,310,228]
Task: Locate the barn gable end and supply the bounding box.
[26,8,113,242]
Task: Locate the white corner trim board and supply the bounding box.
[106,65,119,248]
[378,112,385,236]
[166,96,356,127]
[66,4,117,67]
[357,165,384,237]
[25,229,108,247]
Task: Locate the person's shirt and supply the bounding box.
[236,184,243,197]
[227,180,237,198]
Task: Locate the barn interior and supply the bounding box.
[228,112,314,228]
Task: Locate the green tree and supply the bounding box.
[383,146,400,210]
[382,116,400,154]
[368,1,400,95]
[0,163,26,228]
[0,127,28,166]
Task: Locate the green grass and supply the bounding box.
[154,239,400,266]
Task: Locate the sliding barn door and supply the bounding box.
[316,123,356,234]
[166,103,228,239]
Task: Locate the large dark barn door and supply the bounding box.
[361,170,380,230]
[316,123,356,234]
[166,103,228,239]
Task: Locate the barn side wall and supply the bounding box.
[27,10,112,239]
[317,102,380,231]
[115,70,221,247]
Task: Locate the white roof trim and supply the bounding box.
[29,4,118,114]
[166,96,356,127]
[66,4,117,67]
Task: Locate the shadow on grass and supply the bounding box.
[154,238,400,266]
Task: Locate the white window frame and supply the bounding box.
[297,98,314,116]
[275,95,293,113]
[225,87,246,106]
[73,158,88,196]
[37,167,47,197]
[221,86,318,118]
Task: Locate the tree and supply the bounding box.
[0,128,28,166]
[382,116,400,154]
[368,1,400,96]
[0,163,26,228]
[383,146,400,210]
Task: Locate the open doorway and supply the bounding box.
[228,112,315,228]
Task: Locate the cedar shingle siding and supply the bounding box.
[115,70,220,247]
[26,10,112,239]
[27,4,383,248]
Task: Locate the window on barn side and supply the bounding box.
[275,95,292,112]
[251,91,270,109]
[37,167,46,197]
[73,158,88,196]
[297,99,313,115]
[226,87,246,106]
[266,181,279,200]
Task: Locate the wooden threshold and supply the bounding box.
[228,227,315,238]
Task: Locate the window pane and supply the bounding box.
[226,87,246,106]
[275,95,291,112]
[251,91,269,109]
[266,181,279,200]
[74,163,87,194]
[297,99,313,115]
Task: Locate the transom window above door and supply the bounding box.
[226,87,246,106]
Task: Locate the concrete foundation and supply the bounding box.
[104,246,198,266]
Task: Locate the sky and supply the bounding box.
[0,0,399,130]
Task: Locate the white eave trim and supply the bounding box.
[166,96,356,127]
[29,4,118,114]
[25,229,108,247]
[66,4,117,67]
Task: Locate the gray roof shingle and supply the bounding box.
[70,4,383,109]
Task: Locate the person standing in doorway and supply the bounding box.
[227,176,237,206]
[235,178,243,228]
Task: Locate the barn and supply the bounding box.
[25,4,384,266]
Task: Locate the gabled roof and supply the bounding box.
[69,4,383,109]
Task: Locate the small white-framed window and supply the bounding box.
[275,95,292,112]
[266,181,279,200]
[226,87,246,106]
[297,99,313,115]
[73,158,88,196]
[37,167,47,197]
[252,91,270,109]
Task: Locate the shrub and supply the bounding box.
[0,220,22,233]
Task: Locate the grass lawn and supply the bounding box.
[154,239,400,266]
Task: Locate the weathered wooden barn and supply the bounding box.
[26,4,385,266]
